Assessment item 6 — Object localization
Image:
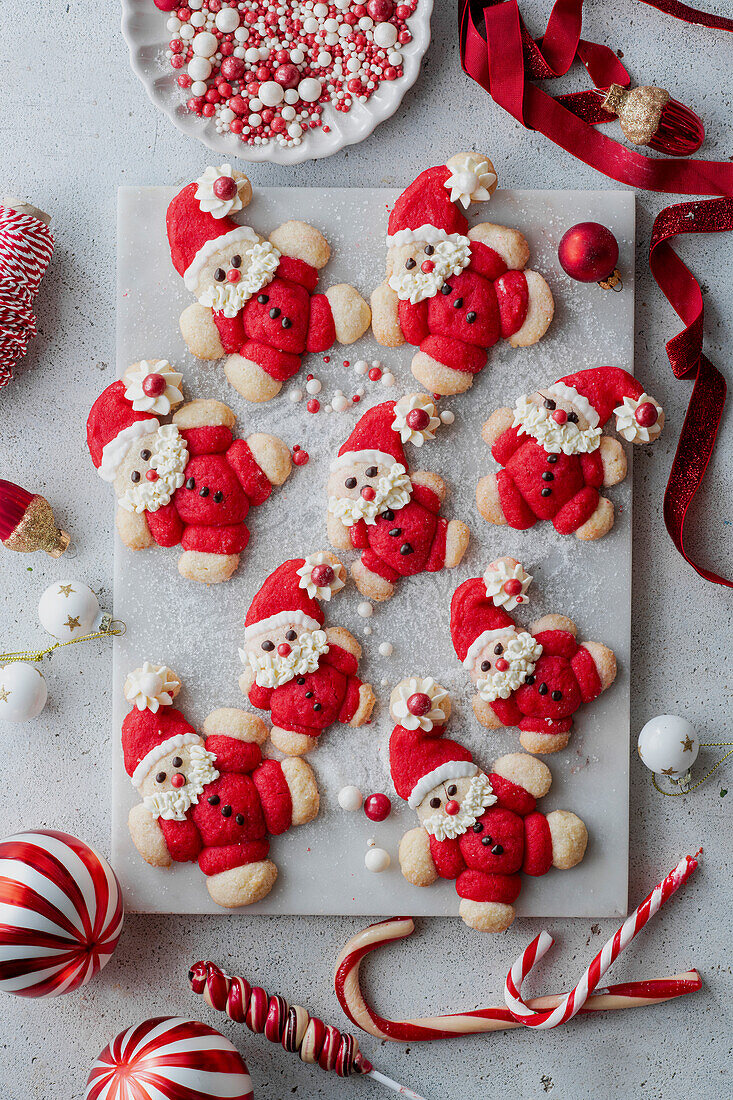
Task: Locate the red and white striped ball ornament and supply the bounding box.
[0,829,123,998]
[85,1017,254,1100]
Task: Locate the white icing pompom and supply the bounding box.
[38,580,103,640]
[215,7,240,32]
[440,409,455,424]
[357,601,373,618]
[0,662,47,723]
[338,785,364,811]
[365,847,391,873]
[378,642,393,657]
[192,31,218,57]
[298,77,322,102]
[374,21,398,47]
[188,56,212,81]
[306,377,322,395]
[259,80,285,106]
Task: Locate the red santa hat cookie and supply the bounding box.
[451,558,534,669]
[389,677,479,808]
[120,663,202,789]
[386,153,498,248]
[244,554,346,641]
[331,395,441,472]
[542,366,664,442]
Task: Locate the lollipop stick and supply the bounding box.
[367,1068,430,1099]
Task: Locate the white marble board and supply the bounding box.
[114,183,634,916]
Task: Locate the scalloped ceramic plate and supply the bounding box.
[121,0,434,164]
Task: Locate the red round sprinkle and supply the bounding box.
[421,259,435,273]
[307,399,320,413]
[171,772,186,788]
[552,408,568,424]
[221,56,245,81]
[494,658,509,672]
[635,401,659,427]
[226,268,240,282]
[311,563,335,587]
[367,0,393,18]
[406,407,430,430]
[202,103,216,116]
[323,356,330,363]
[503,578,523,596]
[293,449,309,466]
[352,394,360,402]
[145,469,159,482]
[364,793,391,822]
[368,367,382,381]
[142,372,167,397]
[406,692,431,716]
[361,486,376,501]
[277,642,292,657]
[170,54,184,69]
[274,63,300,88]
[445,799,460,816]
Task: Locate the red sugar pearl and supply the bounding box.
[293,449,309,466]
[396,4,412,16]
[221,56,245,80]
[494,658,510,672]
[307,398,320,413]
[504,578,523,596]
[202,103,216,117]
[406,407,429,430]
[177,74,192,87]
[177,7,191,20]
[311,563,335,587]
[368,367,382,381]
[406,692,431,716]
[213,175,237,199]
[383,66,398,80]
[230,118,244,133]
[256,65,270,81]
[170,55,184,69]
[635,402,659,427]
[398,29,411,43]
[364,793,392,822]
[229,95,247,114]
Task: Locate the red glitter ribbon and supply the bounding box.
[459,0,732,586]
[0,205,54,388]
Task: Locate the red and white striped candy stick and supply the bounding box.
[505,853,700,1029]
[334,916,700,1042]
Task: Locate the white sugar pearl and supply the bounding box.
[388,51,402,65]
[248,113,262,127]
[234,26,249,41]
[365,848,391,873]
[338,785,363,812]
[245,46,260,62]
[303,15,318,32]
[167,16,181,31]
[259,80,284,106]
[180,23,195,39]
[290,47,305,62]
[324,17,339,31]
[440,410,455,424]
[191,11,206,26]
[284,88,299,103]
[318,50,332,66]
[192,31,217,56]
[288,122,303,138]
[298,77,322,102]
[324,404,333,413]
[378,642,393,657]
[354,360,368,374]
[380,677,389,687]
[305,377,322,395]
[374,21,398,47]
[370,359,382,368]
[289,388,304,403]
[367,837,377,848]
[338,23,351,36]
[314,1,329,14]
[220,107,235,123]
[332,394,349,412]
[359,15,374,29]
[216,7,240,33]
[381,372,395,387]
[188,55,212,80]
[335,0,350,8]
[233,45,246,57]
[191,80,207,96]
[189,0,203,9]
[364,625,372,635]
[249,97,263,111]
[346,57,361,72]
[358,601,373,618]
[258,45,270,59]
[281,105,296,121]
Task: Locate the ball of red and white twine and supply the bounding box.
[0,199,54,388]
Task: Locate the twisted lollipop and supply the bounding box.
[189,961,428,1100]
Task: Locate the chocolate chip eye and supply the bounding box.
[231,254,242,267]
[172,757,182,768]
[285,629,297,641]
[345,477,357,489]
[213,490,224,503]
[568,411,579,423]
[214,268,225,281]
[472,822,483,833]
[424,244,435,255]
[494,643,504,655]
[405,257,416,269]
[199,486,209,497]
[257,293,269,304]
[185,477,195,490]
[269,306,281,319]
[551,690,563,701]
[544,398,556,410]
[140,449,151,461]
[441,283,452,295]
[130,471,141,483]
[429,797,441,808]
[261,640,275,652]
[525,675,535,685]
[447,784,457,796]
[365,466,378,478]
[480,660,491,672]
[281,317,292,329]
[156,772,166,783]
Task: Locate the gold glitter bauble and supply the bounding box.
[2,495,70,557]
[602,83,670,147]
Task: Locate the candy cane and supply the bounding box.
[505,853,700,1029]
[0,201,54,388]
[189,961,429,1100]
[334,916,701,1042]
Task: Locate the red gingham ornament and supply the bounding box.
[0,202,54,388]
[0,829,123,997]
[85,1017,254,1100]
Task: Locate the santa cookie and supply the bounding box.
[238,553,376,756]
[371,152,554,396]
[451,558,616,754]
[327,395,470,601]
[122,663,319,908]
[477,366,664,540]
[87,361,291,583]
[389,678,587,932]
[167,165,371,403]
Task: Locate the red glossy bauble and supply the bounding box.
[558,222,619,283]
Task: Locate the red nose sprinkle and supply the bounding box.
[445,800,460,816]
[406,407,431,431]
[142,372,166,397]
[226,268,241,283]
[635,401,659,427]
[361,486,376,501]
[504,578,522,596]
[171,774,185,788]
[213,175,238,200]
[421,260,435,274]
[552,409,568,424]
[406,692,431,716]
[277,642,291,656]
[494,658,509,672]
[145,469,159,481]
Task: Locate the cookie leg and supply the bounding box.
[223,354,283,403]
[178,550,240,584]
[519,728,571,754]
[444,519,470,568]
[459,898,516,933]
[508,270,554,348]
[411,350,475,396]
[351,558,395,602]
[206,859,278,908]
[280,757,320,825]
[574,495,615,541]
[270,726,317,755]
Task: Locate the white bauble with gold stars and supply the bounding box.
[0,663,48,723]
[637,714,699,777]
[38,581,108,641]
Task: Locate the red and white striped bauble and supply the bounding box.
[0,829,123,997]
[85,1017,254,1100]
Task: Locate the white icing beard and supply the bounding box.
[118,425,189,514]
[513,396,602,456]
[143,745,220,822]
[197,241,280,318]
[328,464,412,527]
[388,237,472,304]
[475,632,543,703]
[422,774,497,840]
[242,628,329,689]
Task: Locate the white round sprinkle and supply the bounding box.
[249,97,263,112]
[191,80,207,96]
[305,377,322,395]
[366,837,377,848]
[388,51,403,66]
[259,80,285,106]
[290,47,305,63]
[245,46,261,63]
[289,388,304,403]
[332,394,349,412]
[354,360,369,375]
[374,21,398,47]
[365,848,391,873]
[364,625,372,635]
[180,24,195,39]
[440,410,455,424]
[357,601,373,618]
[248,113,263,127]
[338,785,363,812]
[281,105,296,121]
[192,31,218,57]
[215,8,240,33]
[188,55,212,81]
[284,88,300,103]
[378,642,393,657]
[380,677,390,687]
[298,77,322,102]
[381,372,395,387]
[288,122,303,138]
[370,359,383,369]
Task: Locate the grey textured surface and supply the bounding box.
[1,1,732,1098]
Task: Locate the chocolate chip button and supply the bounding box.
[466,311,477,323]
[399,544,413,555]
[140,449,151,461]
[214,268,225,281]
[155,772,166,784]
[305,691,314,698]
[281,317,292,328]
[199,487,210,497]
[453,297,463,308]
[213,490,224,502]
[480,660,490,671]
[538,682,549,695]
[262,640,274,652]
[221,805,232,817]
[381,509,394,521]
[296,677,305,685]
[491,844,504,855]
[551,690,563,701]
[481,836,492,847]
[547,454,558,464]
[313,703,322,711]
[235,814,245,826]
[208,795,220,806]
[130,471,140,483]
[541,487,552,497]
[269,307,281,319]
[525,675,535,685]
[473,822,484,833]
[389,528,401,537]
[542,471,554,481]
[257,294,269,303]
[441,284,452,295]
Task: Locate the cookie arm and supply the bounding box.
[410,477,443,514]
[428,834,465,880]
[580,448,605,489]
[522,812,553,877]
[306,293,337,353]
[489,696,524,727]
[321,642,359,677]
[248,682,275,710]
[145,502,185,547]
[532,629,579,659]
[491,424,525,465]
[349,517,370,549]
[159,817,203,863]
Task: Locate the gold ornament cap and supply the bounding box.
[2,495,70,557]
[602,83,670,147]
